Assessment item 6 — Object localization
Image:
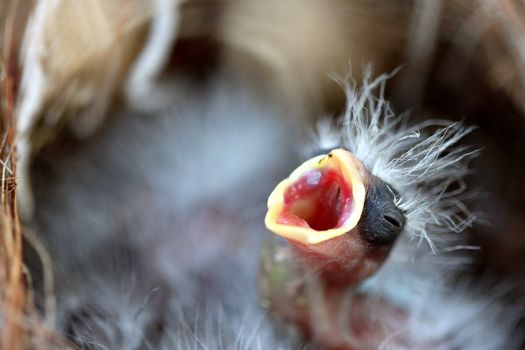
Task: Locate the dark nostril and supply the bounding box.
[383,213,403,229]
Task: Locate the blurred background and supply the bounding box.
[0,0,525,349]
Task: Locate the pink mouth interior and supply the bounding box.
[278,168,353,231]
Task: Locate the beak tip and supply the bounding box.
[359,176,406,245]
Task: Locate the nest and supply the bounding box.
[0,0,524,348]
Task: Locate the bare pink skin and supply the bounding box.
[288,232,392,287]
[263,270,413,350]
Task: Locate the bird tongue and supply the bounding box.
[277,168,353,232]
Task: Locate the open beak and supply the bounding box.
[264,148,405,285]
[265,148,366,244]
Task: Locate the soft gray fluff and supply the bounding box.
[27,71,520,349]
[30,75,301,349]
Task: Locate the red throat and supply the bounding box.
[278,168,353,231]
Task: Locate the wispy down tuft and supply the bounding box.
[313,67,479,251]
